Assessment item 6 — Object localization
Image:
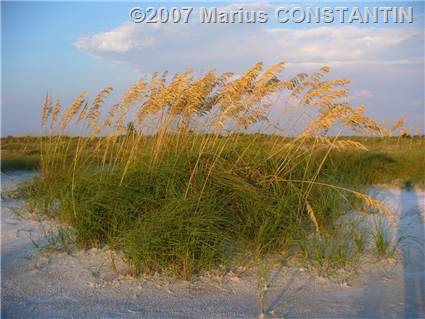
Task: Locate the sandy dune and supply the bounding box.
[1,172,424,318]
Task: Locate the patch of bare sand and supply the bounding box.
[1,172,424,318]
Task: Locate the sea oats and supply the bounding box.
[50,99,61,130]
[87,87,114,129]
[41,93,53,128]
[390,116,406,135]
[36,62,397,280]
[59,92,88,134]
[306,201,320,237]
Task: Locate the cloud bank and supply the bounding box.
[73,12,424,129]
[74,21,422,72]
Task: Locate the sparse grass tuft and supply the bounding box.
[373,218,394,258]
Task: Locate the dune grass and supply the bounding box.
[1,136,41,171]
[8,62,424,278]
[1,157,39,172]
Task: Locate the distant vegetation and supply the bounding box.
[2,62,424,279]
[3,135,423,186]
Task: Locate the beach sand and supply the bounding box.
[1,172,424,318]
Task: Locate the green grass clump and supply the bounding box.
[28,136,392,278]
[1,136,41,171]
[1,157,39,171]
[326,136,425,187]
[20,62,424,278]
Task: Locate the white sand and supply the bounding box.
[1,172,424,318]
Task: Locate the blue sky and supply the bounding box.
[2,1,424,135]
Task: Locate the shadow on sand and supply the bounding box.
[399,185,425,318]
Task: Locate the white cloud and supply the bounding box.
[351,89,375,100]
[72,12,424,129]
[73,19,421,73]
[74,23,156,54]
[409,99,424,107]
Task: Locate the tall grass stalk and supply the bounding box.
[30,62,395,278]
